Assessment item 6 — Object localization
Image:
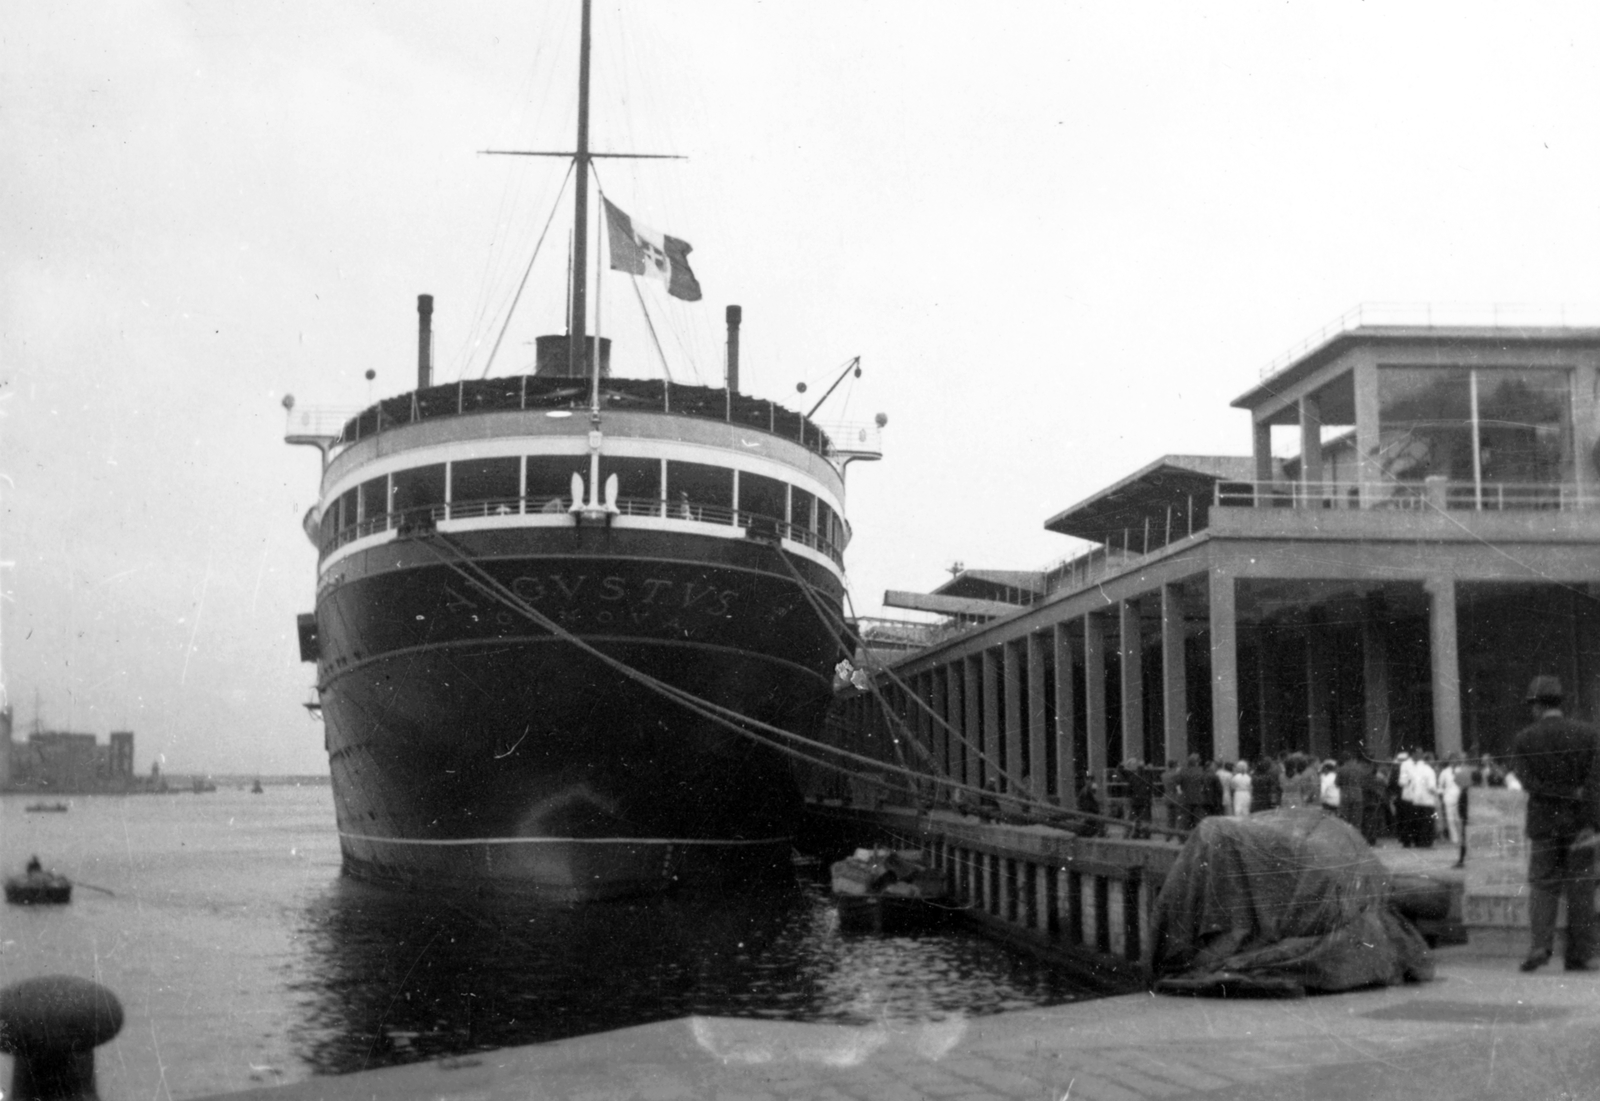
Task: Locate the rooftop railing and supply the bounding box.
[1213,477,1600,513]
[1257,302,1600,382]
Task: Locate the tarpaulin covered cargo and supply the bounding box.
[1150,809,1434,997]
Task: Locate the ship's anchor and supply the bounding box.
[568,469,620,527]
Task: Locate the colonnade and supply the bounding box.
[831,567,1469,808]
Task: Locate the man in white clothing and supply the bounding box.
[1401,751,1440,848]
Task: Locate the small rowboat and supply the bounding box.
[830,848,952,934]
[5,871,73,906]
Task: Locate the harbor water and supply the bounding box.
[1,785,1094,1098]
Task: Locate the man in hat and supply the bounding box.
[1508,675,1600,972]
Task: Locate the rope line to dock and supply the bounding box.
[767,546,1188,839]
[414,534,1158,837]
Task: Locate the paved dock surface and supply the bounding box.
[213,948,1599,1101]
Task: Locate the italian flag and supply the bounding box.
[602,198,703,302]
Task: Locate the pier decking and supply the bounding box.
[205,951,1598,1101]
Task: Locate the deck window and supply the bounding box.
[738,472,786,522]
[600,456,663,510]
[338,487,358,536]
[451,456,521,517]
[527,454,587,511]
[817,499,838,550]
[359,476,389,530]
[666,461,734,521]
[791,487,816,533]
[391,464,446,522]
[319,503,340,552]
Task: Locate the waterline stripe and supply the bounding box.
[339,830,793,847]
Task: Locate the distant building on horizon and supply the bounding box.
[3,720,138,792]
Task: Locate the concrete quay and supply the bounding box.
[207,948,1599,1101]
[196,840,1597,1101]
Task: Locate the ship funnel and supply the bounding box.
[725,304,742,394]
[417,294,434,390]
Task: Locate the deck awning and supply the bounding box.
[933,569,1046,603]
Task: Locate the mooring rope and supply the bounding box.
[410,531,1154,835]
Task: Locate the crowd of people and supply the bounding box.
[1037,674,1599,973]
[1104,749,1518,851]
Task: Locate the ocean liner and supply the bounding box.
[284,3,878,900]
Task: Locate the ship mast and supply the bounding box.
[569,0,593,384]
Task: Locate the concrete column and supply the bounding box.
[1362,598,1392,759]
[1209,574,1240,763]
[1253,419,1274,485]
[1573,363,1599,500]
[964,656,982,790]
[1306,610,1334,760]
[1080,875,1099,951]
[1161,583,1189,765]
[1255,625,1275,757]
[982,648,1000,790]
[1003,640,1023,794]
[948,661,966,791]
[1107,878,1126,958]
[1299,394,1324,500]
[1427,576,1464,758]
[1054,622,1078,809]
[1120,599,1145,763]
[1354,354,1382,508]
[1084,613,1109,790]
[1027,632,1048,801]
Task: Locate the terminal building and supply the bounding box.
[830,309,1600,812]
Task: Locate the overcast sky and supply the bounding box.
[5,1,1598,774]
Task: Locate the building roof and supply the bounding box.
[1042,455,1257,545]
[933,569,1046,601]
[1230,323,1600,413]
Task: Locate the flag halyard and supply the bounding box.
[603,198,702,302]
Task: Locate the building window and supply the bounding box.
[1378,366,1571,507]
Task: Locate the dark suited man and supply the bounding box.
[1509,675,1600,972]
[1175,754,1213,831]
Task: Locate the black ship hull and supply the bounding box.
[314,528,842,900]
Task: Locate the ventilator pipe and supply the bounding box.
[417,294,434,391]
[725,304,742,394]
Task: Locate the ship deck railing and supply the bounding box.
[324,497,845,567]
[303,378,845,459]
[287,387,883,467]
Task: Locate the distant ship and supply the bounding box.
[285,2,878,900]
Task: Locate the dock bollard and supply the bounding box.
[0,975,124,1101]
